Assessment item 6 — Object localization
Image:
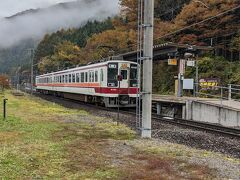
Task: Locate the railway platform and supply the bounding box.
[152,95,240,128]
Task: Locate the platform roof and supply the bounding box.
[119,42,214,62]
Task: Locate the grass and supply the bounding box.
[0,92,135,179]
[0,95,66,178]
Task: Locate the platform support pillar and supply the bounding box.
[157,103,161,115]
[186,100,193,120]
[182,105,186,119]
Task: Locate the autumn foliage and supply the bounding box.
[0,75,10,91]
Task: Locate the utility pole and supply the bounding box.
[30,49,34,95]
[142,0,154,138]
[27,49,35,95]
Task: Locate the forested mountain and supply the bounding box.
[0,39,36,75]
[1,0,240,92]
[35,19,114,73]
[0,0,118,74]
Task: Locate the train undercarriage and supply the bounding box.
[37,89,136,108]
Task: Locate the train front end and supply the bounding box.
[104,61,138,107]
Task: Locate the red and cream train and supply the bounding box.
[36,60,138,107]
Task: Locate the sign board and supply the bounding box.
[168,59,177,66]
[179,59,186,75]
[109,64,117,68]
[199,78,220,90]
[187,60,195,67]
[183,79,194,90]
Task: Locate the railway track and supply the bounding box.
[34,92,240,139]
[112,108,240,139]
[152,115,240,139]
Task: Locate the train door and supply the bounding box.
[119,63,129,89]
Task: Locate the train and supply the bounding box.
[36,60,139,107]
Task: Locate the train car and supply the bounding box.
[36,60,138,107]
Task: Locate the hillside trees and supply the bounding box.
[34,19,113,64]
[38,41,82,73]
[231,32,240,50]
[174,0,240,44]
[0,75,10,91]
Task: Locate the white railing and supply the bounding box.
[228,84,240,101]
[195,83,240,103]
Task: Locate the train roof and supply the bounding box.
[36,60,138,78]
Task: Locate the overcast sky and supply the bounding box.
[0,0,76,17]
[0,0,119,48]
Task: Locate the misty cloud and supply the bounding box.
[0,0,119,49]
[0,0,76,17]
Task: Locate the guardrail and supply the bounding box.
[195,83,240,103]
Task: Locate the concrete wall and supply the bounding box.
[186,101,240,127]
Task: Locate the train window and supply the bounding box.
[130,64,138,87]
[89,71,93,82]
[60,76,62,83]
[121,70,128,80]
[88,72,91,82]
[85,72,88,82]
[69,74,72,83]
[100,69,104,82]
[62,75,65,83]
[72,74,76,83]
[92,72,94,82]
[76,73,80,83]
[108,63,118,87]
[65,75,68,83]
[81,72,84,82]
[89,71,92,82]
[95,71,98,82]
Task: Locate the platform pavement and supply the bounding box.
[152,94,240,111]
